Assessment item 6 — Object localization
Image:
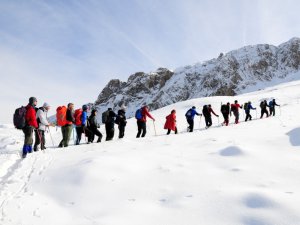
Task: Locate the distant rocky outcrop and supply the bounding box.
[94,38,300,117]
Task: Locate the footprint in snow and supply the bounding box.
[242,216,272,225]
[243,193,276,209]
[219,146,243,157]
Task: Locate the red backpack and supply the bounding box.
[74,109,83,126]
[56,106,67,126]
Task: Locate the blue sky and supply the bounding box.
[1,0,300,123]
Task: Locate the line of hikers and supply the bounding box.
[13,97,280,158]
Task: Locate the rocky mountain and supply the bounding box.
[94,37,300,117]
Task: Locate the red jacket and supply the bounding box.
[208,108,218,116]
[231,103,241,112]
[164,113,176,131]
[25,105,38,128]
[140,107,154,122]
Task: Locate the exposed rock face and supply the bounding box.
[94,38,300,117]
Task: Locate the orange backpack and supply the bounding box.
[74,109,83,126]
[56,106,67,126]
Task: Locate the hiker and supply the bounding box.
[220,102,230,126]
[244,101,256,122]
[185,106,201,132]
[88,109,103,143]
[75,105,93,144]
[58,103,75,148]
[203,104,219,128]
[34,103,52,151]
[103,108,117,141]
[116,106,127,139]
[230,100,243,124]
[164,109,177,135]
[260,100,269,119]
[136,105,155,138]
[269,99,280,116]
[22,97,39,158]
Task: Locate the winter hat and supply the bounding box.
[192,106,196,109]
[82,105,88,111]
[91,109,97,115]
[29,97,37,104]
[43,102,50,108]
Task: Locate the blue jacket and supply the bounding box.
[81,111,88,126]
[185,108,200,120]
[245,103,255,113]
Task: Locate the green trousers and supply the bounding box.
[59,125,73,147]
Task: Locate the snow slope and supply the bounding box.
[1,80,300,225]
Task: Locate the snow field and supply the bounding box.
[1,80,300,225]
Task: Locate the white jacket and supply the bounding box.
[37,108,49,131]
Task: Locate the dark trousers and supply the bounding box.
[118,123,126,138]
[22,126,34,157]
[233,111,239,124]
[222,113,229,126]
[167,127,178,135]
[269,107,275,116]
[23,126,34,146]
[187,119,194,132]
[136,121,146,138]
[90,127,103,143]
[260,109,269,118]
[76,126,93,144]
[59,125,72,147]
[205,116,212,127]
[34,130,45,150]
[245,111,252,121]
[105,123,115,141]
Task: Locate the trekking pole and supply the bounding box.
[48,127,56,149]
[72,126,76,145]
[199,115,202,129]
[153,120,157,136]
[83,128,88,143]
[279,106,282,116]
[36,129,43,152]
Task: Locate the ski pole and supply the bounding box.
[153,120,157,136]
[48,126,56,149]
[36,129,43,152]
[279,106,282,116]
[83,127,88,143]
[72,126,76,145]
[199,115,202,129]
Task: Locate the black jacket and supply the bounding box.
[117,109,127,125]
[66,109,75,123]
[88,115,99,129]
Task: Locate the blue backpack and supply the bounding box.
[269,101,274,107]
[135,109,143,120]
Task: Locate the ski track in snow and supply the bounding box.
[1,80,300,225]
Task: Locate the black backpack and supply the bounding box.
[102,110,109,123]
[202,105,209,117]
[13,106,27,129]
[243,102,248,110]
[221,104,227,114]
